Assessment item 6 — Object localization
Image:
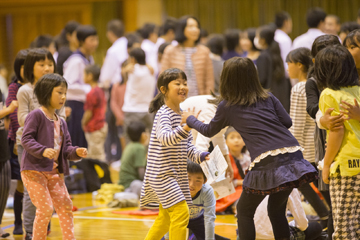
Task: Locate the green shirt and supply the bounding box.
[118,142,147,188]
[319,86,360,177]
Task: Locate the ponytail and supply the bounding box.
[149,92,165,113]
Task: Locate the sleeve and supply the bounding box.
[319,91,340,116]
[271,94,292,128]
[133,145,147,168]
[62,120,81,161]
[63,58,82,86]
[155,111,190,147]
[187,131,208,164]
[160,46,172,74]
[305,79,320,119]
[287,189,308,231]
[289,89,307,146]
[203,51,214,95]
[315,110,326,130]
[21,112,46,158]
[186,102,229,138]
[256,53,271,89]
[100,50,119,84]
[84,91,96,111]
[17,88,30,127]
[6,84,19,129]
[203,186,216,240]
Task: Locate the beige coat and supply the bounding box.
[160,44,214,95]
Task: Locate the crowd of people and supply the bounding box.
[1,6,360,240]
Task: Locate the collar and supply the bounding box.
[306,28,324,35]
[209,52,222,61]
[40,108,62,125]
[113,36,127,46]
[192,188,202,200]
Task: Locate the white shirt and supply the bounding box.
[274,29,292,73]
[100,37,128,85]
[141,39,159,76]
[254,189,308,239]
[292,28,325,50]
[180,95,229,155]
[122,64,156,112]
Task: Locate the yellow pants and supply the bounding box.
[145,200,189,240]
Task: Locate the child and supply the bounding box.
[118,121,147,198]
[81,64,107,161]
[63,24,99,148]
[184,57,317,240]
[122,47,156,141]
[216,127,250,213]
[140,68,209,240]
[21,73,87,240]
[17,48,64,239]
[315,45,360,239]
[165,160,216,240]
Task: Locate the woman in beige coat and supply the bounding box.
[161,16,214,96]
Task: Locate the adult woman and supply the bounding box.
[161,16,214,97]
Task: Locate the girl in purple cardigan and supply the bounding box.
[21,73,87,240]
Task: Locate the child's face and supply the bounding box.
[161,78,188,105]
[83,72,93,84]
[184,18,200,43]
[82,35,99,54]
[346,41,360,69]
[33,57,54,83]
[188,172,205,198]
[226,131,245,153]
[50,84,67,110]
[287,62,302,79]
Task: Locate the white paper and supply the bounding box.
[210,173,235,200]
[200,145,228,184]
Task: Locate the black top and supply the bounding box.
[305,78,320,119]
[0,90,10,162]
[56,46,73,76]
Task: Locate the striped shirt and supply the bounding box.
[6,82,21,141]
[140,105,207,209]
[289,82,316,163]
[183,47,198,97]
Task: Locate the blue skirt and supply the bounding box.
[243,150,318,195]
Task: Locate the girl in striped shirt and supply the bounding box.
[140,68,209,240]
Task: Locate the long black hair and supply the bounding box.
[149,68,187,113]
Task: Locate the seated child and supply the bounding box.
[81,64,107,161]
[165,160,216,240]
[216,127,250,213]
[118,121,147,197]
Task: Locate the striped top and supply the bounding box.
[183,47,198,97]
[140,105,207,209]
[289,82,315,163]
[6,82,21,141]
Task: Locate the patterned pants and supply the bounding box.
[21,170,75,240]
[330,172,360,240]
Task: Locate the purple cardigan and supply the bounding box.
[21,108,81,175]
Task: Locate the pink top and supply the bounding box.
[53,116,62,169]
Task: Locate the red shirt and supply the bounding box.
[84,86,106,132]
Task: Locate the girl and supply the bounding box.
[343,29,360,76]
[21,73,87,240]
[5,49,29,235]
[315,45,360,240]
[160,16,214,97]
[184,57,317,240]
[140,68,209,240]
[16,48,65,239]
[240,28,260,65]
[254,26,291,112]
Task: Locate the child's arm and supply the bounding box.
[81,110,92,130]
[289,90,307,146]
[187,132,210,164]
[203,186,216,240]
[340,99,360,121]
[17,88,30,127]
[322,127,344,184]
[305,79,320,119]
[110,84,125,126]
[0,100,17,119]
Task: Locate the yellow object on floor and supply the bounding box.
[95,183,124,203]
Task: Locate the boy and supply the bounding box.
[118,121,147,198]
[165,160,216,240]
[63,24,99,148]
[81,64,107,161]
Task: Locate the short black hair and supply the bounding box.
[14,49,29,83]
[127,121,146,142]
[286,47,313,73]
[343,29,360,48]
[311,34,341,58]
[32,34,54,49]
[207,34,225,56]
[306,7,327,28]
[246,28,260,51]
[84,64,101,82]
[275,11,291,29]
[76,25,97,44]
[24,48,56,84]
[340,22,360,35]
[224,29,240,51]
[129,48,146,65]
[187,160,206,181]
[314,45,359,90]
[126,33,142,49]
[161,17,177,35]
[175,16,201,44]
[34,73,68,107]
[220,57,269,106]
[107,19,125,38]
[140,23,157,39]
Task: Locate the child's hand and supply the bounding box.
[340,99,360,121]
[181,107,202,125]
[65,106,72,118]
[9,100,18,112]
[320,108,344,131]
[322,165,330,184]
[76,148,88,158]
[43,148,57,159]
[123,63,134,74]
[204,154,210,161]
